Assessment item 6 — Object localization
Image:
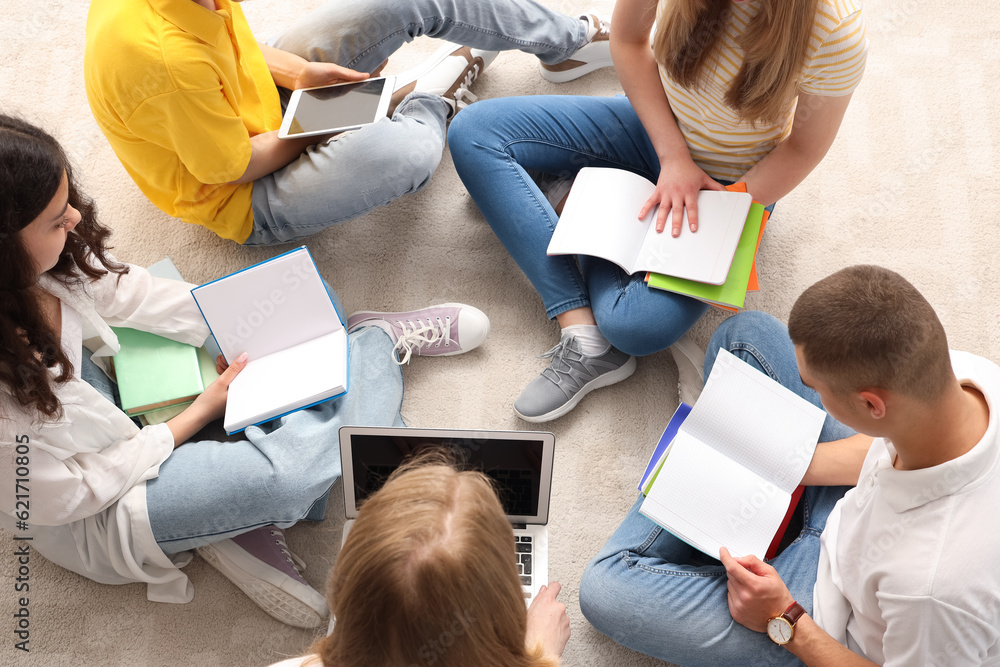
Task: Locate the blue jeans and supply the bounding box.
[578,312,854,666]
[81,325,405,554]
[244,0,591,245]
[449,95,774,357]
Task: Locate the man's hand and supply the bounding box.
[293,62,370,91]
[719,547,795,633]
[525,582,571,658]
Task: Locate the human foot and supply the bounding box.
[197,525,327,629]
[347,303,491,364]
[514,333,635,422]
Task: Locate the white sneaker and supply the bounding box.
[347,303,491,365]
[197,525,328,629]
[670,332,706,406]
[393,43,499,118]
[540,15,612,83]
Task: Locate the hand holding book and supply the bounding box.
[166,352,247,446]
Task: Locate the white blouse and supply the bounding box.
[0,261,210,602]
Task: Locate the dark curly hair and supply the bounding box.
[0,115,127,418]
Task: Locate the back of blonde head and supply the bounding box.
[315,454,557,667]
[653,0,820,125]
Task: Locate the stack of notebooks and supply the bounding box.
[111,257,220,426]
[111,247,349,434]
[546,167,770,311]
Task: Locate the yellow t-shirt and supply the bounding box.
[657,0,868,181]
[85,0,283,243]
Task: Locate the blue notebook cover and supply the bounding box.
[190,246,349,434]
[638,402,692,493]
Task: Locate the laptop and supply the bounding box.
[339,426,555,604]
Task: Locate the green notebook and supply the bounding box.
[646,202,766,309]
[111,327,206,416]
[139,348,221,425]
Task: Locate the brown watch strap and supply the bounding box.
[782,601,806,626]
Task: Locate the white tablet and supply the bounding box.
[278,75,396,139]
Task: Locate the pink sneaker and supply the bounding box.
[197,525,328,628]
[347,302,490,364]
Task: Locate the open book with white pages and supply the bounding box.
[546,167,753,285]
[191,246,348,434]
[639,349,825,559]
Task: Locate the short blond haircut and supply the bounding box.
[312,452,557,667]
[788,265,953,401]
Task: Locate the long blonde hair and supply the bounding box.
[652,0,820,125]
[312,453,558,667]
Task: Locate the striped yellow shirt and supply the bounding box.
[657,0,868,181]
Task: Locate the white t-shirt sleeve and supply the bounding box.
[880,593,999,666]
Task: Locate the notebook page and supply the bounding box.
[640,432,791,558]
[546,167,655,272]
[635,191,751,285]
[224,329,347,433]
[193,248,342,363]
[680,349,825,494]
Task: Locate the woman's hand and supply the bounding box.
[525,582,571,658]
[192,352,248,423]
[166,352,247,446]
[639,156,725,237]
[294,62,370,90]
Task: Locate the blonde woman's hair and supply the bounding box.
[312,451,558,667]
[653,0,820,125]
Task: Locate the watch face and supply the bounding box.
[767,617,793,645]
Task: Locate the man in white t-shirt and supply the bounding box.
[580,265,999,665]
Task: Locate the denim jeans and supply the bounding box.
[578,311,855,666]
[244,0,591,245]
[449,95,775,357]
[80,324,404,554]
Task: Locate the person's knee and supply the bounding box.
[708,311,784,356]
[447,103,497,166]
[578,559,615,633]
[392,134,442,190]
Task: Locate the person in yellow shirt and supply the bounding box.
[84,0,614,245]
[449,0,868,423]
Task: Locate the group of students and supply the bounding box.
[1,0,998,665]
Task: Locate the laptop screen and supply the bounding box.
[341,427,554,523]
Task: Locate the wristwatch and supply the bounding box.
[766,601,806,646]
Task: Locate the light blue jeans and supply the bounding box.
[83,326,405,554]
[244,0,592,245]
[578,311,854,666]
[449,95,775,357]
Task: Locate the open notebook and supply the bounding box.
[191,247,348,434]
[639,349,825,558]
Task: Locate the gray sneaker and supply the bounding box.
[514,335,636,422]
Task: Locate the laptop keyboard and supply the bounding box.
[516,535,533,595]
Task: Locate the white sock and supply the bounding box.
[562,324,610,356]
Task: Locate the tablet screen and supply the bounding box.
[284,78,389,136]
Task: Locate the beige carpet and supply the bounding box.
[2,0,998,665]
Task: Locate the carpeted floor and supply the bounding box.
[1,0,998,665]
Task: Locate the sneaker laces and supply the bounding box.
[451,64,481,112]
[392,315,455,364]
[270,528,307,577]
[538,338,587,388]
